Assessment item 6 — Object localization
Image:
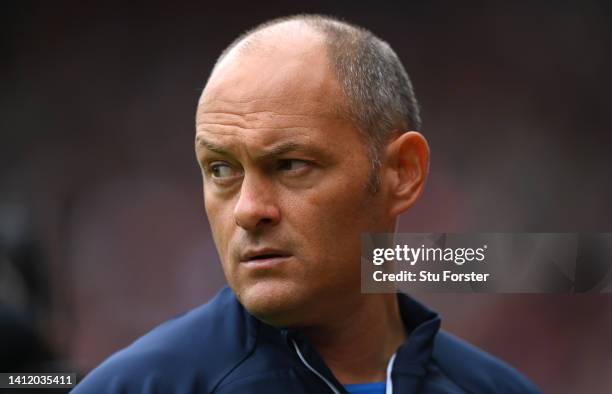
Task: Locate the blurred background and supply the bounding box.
[2,1,611,392]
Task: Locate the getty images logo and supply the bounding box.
[372,244,488,266]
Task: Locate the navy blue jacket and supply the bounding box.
[72,287,540,393]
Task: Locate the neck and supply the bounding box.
[298,294,406,385]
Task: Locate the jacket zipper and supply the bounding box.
[292,339,342,394]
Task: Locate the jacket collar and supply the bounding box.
[252,293,440,393]
[391,292,441,392]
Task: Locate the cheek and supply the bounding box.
[284,173,374,266]
[204,192,235,260]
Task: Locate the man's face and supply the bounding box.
[195,30,387,326]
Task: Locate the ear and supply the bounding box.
[382,131,430,217]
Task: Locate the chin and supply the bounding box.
[235,280,309,327]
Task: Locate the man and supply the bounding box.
[73,15,540,393]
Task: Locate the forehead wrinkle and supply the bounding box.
[198,95,292,106]
[196,129,321,160]
[196,110,316,132]
[196,122,313,136]
[197,96,340,123]
[197,139,316,162]
[195,104,333,135]
[200,89,333,108]
[198,109,312,119]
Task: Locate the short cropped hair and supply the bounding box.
[211,14,421,193]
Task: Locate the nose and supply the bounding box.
[233,174,281,231]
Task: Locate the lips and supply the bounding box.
[240,248,291,264]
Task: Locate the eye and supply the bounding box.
[278,159,309,172]
[209,162,238,178]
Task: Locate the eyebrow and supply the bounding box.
[195,136,229,155]
[195,135,315,160]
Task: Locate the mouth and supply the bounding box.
[240,249,292,267]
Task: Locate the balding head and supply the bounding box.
[203,20,339,118]
[203,15,421,192]
[211,19,328,79]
